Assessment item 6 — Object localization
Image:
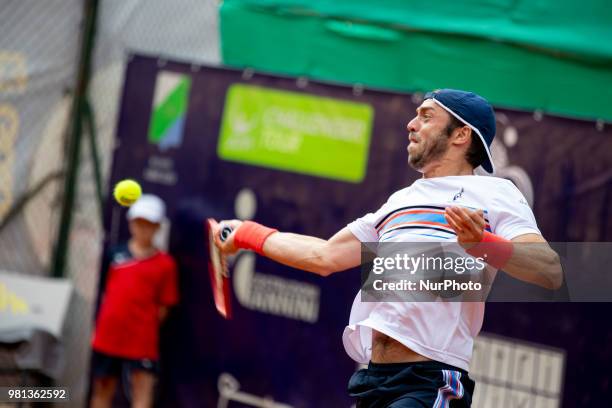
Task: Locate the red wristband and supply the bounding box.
[466,231,513,269]
[234,221,278,255]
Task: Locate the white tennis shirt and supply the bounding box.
[344,175,540,371]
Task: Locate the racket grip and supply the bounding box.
[219,226,233,242]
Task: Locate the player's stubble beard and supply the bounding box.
[407,130,450,171]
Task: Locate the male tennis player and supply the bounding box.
[214,89,562,407]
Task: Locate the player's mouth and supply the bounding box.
[407,138,419,153]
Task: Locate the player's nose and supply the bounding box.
[407,117,419,133]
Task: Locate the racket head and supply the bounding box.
[206,218,232,319]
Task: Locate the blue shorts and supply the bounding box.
[348,361,475,408]
[91,350,159,378]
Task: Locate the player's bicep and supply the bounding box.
[321,227,363,274]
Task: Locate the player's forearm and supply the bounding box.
[261,232,335,276]
[223,222,361,276]
[465,232,563,290]
[501,244,562,290]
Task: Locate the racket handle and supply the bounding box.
[219,226,233,242]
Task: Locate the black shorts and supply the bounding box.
[348,361,475,408]
[91,350,159,378]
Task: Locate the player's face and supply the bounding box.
[406,99,452,171]
[129,218,160,245]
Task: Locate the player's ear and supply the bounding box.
[451,125,472,146]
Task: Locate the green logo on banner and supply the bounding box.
[148,71,191,150]
[218,84,373,183]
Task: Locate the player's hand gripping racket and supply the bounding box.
[207,219,234,319]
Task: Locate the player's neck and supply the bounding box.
[421,159,474,179]
[128,238,157,258]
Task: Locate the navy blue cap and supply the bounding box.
[424,89,497,173]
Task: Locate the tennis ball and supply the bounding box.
[113,179,142,206]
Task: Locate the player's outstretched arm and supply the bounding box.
[213,220,361,276]
[445,207,563,290]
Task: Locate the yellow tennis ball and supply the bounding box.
[113,179,142,207]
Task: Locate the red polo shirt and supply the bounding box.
[92,245,178,360]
